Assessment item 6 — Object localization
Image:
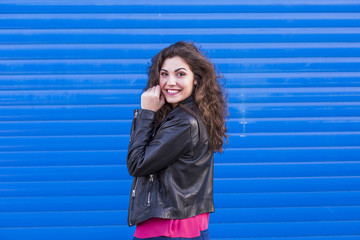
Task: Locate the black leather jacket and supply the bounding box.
[126,96,214,227]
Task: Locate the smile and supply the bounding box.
[166,89,181,95]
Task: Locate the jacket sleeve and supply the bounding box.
[126,109,192,177]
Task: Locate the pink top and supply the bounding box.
[134,213,209,238]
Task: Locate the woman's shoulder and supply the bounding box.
[161,107,201,149]
[153,107,199,140]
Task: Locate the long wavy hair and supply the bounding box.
[145,41,228,153]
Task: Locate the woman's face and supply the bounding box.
[159,56,196,107]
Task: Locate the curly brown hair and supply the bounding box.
[145,41,228,153]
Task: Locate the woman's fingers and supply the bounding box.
[146,85,161,98]
[154,85,161,97]
[141,85,165,112]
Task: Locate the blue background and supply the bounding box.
[0,0,360,239]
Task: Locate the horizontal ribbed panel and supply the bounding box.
[1,192,360,212]
[0,148,359,166]
[1,1,359,239]
[2,58,360,73]
[1,87,360,105]
[2,43,360,60]
[1,162,360,181]
[1,13,360,29]
[0,133,359,150]
[1,28,360,44]
[1,117,359,136]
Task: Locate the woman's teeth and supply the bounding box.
[167,90,180,93]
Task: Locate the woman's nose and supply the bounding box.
[167,75,176,85]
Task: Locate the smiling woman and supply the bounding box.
[126,41,228,239]
[145,41,228,153]
[159,56,196,107]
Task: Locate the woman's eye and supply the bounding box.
[160,72,168,76]
[177,72,185,77]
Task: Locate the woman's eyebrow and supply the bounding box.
[160,68,187,72]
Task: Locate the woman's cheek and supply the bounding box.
[159,78,165,88]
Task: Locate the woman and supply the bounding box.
[127,41,228,239]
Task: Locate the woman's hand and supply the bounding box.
[141,85,165,112]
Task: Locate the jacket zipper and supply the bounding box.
[130,109,139,144]
[134,109,139,118]
[132,177,139,199]
[129,177,139,226]
[147,174,154,206]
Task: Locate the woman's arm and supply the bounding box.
[126,109,192,177]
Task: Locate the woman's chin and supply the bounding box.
[165,96,180,105]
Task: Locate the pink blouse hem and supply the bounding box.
[134,213,210,238]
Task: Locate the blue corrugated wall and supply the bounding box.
[1,0,360,239]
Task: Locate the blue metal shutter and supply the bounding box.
[0,1,360,239]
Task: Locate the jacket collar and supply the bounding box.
[166,95,196,119]
[178,95,195,107]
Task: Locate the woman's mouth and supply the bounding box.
[166,89,181,95]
